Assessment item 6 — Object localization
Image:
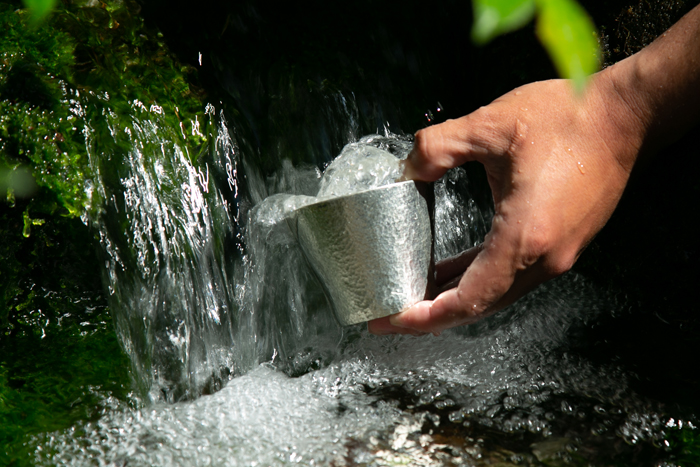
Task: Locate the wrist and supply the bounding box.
[596,5,700,156]
[585,62,651,175]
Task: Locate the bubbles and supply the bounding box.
[42,91,686,465]
[246,133,411,232]
[37,269,674,466]
[309,133,412,201]
[317,140,403,199]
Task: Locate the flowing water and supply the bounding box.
[26,93,694,465]
[4,1,697,463]
[245,133,409,234]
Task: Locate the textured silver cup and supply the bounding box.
[289,180,434,326]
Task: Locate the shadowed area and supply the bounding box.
[1,0,699,466]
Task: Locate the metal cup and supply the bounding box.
[288,180,435,325]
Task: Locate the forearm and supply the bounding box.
[605,4,700,159]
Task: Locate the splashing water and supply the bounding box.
[33,89,694,466]
[38,272,679,466]
[248,133,412,229]
[317,135,409,198]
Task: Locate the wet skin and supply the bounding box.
[370,4,700,336]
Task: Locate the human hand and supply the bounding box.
[369,4,700,336]
[369,72,647,335]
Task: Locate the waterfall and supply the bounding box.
[75,82,410,402]
[32,58,686,467]
[80,82,494,403]
[82,100,237,402]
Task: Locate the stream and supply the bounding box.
[2,0,699,466]
[34,108,694,465]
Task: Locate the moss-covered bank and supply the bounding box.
[1,0,210,463]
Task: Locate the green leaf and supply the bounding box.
[535,0,600,90]
[23,0,57,26]
[471,0,536,45]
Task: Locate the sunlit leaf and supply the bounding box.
[471,0,536,45]
[23,0,57,25]
[535,0,600,90]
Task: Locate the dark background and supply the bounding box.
[136,0,700,414]
[0,1,698,463]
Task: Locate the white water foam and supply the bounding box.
[42,103,682,465]
[249,133,411,226]
[39,272,669,466]
[317,137,406,198]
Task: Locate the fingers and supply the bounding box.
[384,242,572,335]
[386,214,549,334]
[367,315,428,336]
[434,244,483,287]
[484,256,555,312]
[367,245,482,337]
[388,301,445,336]
[391,236,518,333]
[404,118,475,181]
[403,108,515,182]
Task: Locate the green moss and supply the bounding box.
[667,424,700,467]
[0,0,206,219]
[0,318,132,466]
[0,197,132,466]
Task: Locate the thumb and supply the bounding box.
[390,218,521,333]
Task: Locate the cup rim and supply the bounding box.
[296,179,416,213]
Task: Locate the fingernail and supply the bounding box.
[398,159,418,182]
[395,160,408,182]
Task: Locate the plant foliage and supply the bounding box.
[472,0,600,89]
[0,0,206,220]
